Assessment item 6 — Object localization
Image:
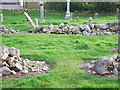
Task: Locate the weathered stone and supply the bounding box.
[36,61,45,64]
[93,57,111,75]
[79,25,91,32]
[2,62,9,67]
[0,13,3,22]
[69,26,74,30]
[89,24,94,30]
[22,70,28,74]
[113,62,119,68]
[83,55,120,76]
[48,24,54,29]
[0,46,49,76]
[0,66,11,75]
[91,33,96,35]
[35,18,39,28]
[14,63,23,71]
[17,56,22,61]
[6,56,15,61]
[83,31,90,35]
[110,48,118,53]
[8,28,17,33]
[42,65,49,71]
[0,25,6,30]
[89,60,97,65]
[92,71,97,74]
[65,0,72,20]
[11,70,16,75]
[39,1,45,23]
[8,60,16,67]
[106,22,115,27]
[59,23,65,29]
[94,24,109,30]
[116,55,120,62]
[88,17,92,25]
[104,32,111,35]
[110,25,119,32]
[24,12,36,28]
[113,68,118,75]
[0,46,9,60]
[8,47,20,57]
[31,67,36,72]
[83,63,93,70]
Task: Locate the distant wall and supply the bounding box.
[0,0,22,10]
[0,4,22,10]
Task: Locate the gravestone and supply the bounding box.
[65,0,71,20]
[24,12,36,28]
[88,17,92,25]
[0,13,3,22]
[35,18,39,28]
[94,13,98,19]
[20,0,23,7]
[39,1,45,23]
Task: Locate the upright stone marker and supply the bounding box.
[20,0,23,7]
[65,0,71,20]
[94,13,98,19]
[0,13,3,22]
[35,18,39,28]
[39,1,45,23]
[24,12,36,28]
[88,17,92,25]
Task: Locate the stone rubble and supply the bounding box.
[0,25,19,33]
[0,46,50,76]
[0,21,119,35]
[28,21,119,35]
[82,55,120,76]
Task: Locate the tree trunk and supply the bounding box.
[116,8,120,62]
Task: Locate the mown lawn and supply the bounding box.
[1,34,118,88]
[1,10,118,31]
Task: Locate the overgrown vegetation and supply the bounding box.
[45,2,119,13]
[1,34,118,88]
[24,2,120,13]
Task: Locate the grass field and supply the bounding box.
[1,34,118,88]
[1,10,118,31]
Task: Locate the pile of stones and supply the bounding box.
[0,46,49,77]
[0,21,119,35]
[82,55,120,76]
[29,21,119,35]
[0,25,19,33]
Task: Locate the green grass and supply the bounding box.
[1,34,118,88]
[1,10,118,31]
